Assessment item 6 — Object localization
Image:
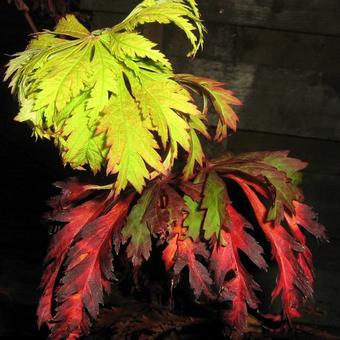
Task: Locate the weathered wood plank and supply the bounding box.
[164,22,340,74]
[171,57,340,141]
[86,11,125,29]
[224,130,340,176]
[301,173,340,238]
[258,268,340,327]
[300,269,340,327]
[310,239,340,273]
[80,0,340,36]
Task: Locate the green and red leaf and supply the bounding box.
[213,151,306,223]
[176,74,241,142]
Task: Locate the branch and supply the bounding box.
[14,0,38,33]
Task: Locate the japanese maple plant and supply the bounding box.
[5,0,327,338]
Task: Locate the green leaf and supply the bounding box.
[183,195,204,241]
[122,186,154,266]
[183,128,204,179]
[97,76,165,195]
[261,151,307,185]
[14,97,38,123]
[5,1,211,194]
[60,101,106,173]
[53,14,90,38]
[201,172,229,240]
[86,40,120,125]
[109,31,171,70]
[33,41,92,126]
[129,70,198,149]
[112,0,205,57]
[27,33,65,50]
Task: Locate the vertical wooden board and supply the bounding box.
[172,57,340,141]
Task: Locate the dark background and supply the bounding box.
[1,0,339,337]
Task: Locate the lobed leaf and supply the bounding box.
[176,74,242,142]
[162,226,213,298]
[97,77,165,194]
[37,195,108,329]
[234,179,314,320]
[212,151,305,223]
[122,186,155,266]
[183,195,204,241]
[50,195,133,339]
[111,0,205,57]
[210,206,266,334]
[201,171,230,241]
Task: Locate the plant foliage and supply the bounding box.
[4,0,327,339]
[5,0,240,196]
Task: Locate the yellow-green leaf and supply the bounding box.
[53,14,90,38]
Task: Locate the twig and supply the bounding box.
[15,0,38,33]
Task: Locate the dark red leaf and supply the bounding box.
[284,201,327,284]
[162,227,213,298]
[48,195,133,339]
[163,185,188,225]
[37,195,108,328]
[178,179,203,201]
[143,183,169,236]
[49,177,95,209]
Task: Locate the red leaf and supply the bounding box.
[37,195,108,328]
[236,180,313,320]
[292,201,327,240]
[49,177,94,209]
[162,227,180,271]
[162,227,213,298]
[210,206,266,333]
[226,205,268,271]
[49,195,133,339]
[284,201,327,284]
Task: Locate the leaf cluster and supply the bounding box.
[5,0,240,196]
[4,1,327,339]
[38,150,326,339]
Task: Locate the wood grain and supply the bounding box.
[80,0,340,36]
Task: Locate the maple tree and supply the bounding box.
[4,0,327,339]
